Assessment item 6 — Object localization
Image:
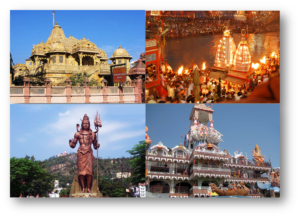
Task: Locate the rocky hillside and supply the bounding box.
[43,153,131,188]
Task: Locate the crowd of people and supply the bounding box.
[146,11,279,39]
[146,52,280,104]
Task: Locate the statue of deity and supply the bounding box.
[145,126,151,144]
[69,114,100,193]
[252,144,265,165]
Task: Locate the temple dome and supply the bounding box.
[110,46,132,59]
[46,23,67,45]
[49,42,67,53]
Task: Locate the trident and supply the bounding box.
[94,111,102,193]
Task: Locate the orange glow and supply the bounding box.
[178,66,184,75]
[252,63,260,69]
[260,56,266,64]
[202,62,206,70]
[184,69,189,74]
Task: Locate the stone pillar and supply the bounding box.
[170,179,175,194]
[133,79,139,103]
[65,78,71,103]
[79,53,83,66]
[23,77,30,103]
[84,78,90,103]
[119,87,124,103]
[198,179,203,187]
[45,78,52,103]
[102,79,108,103]
[137,76,142,103]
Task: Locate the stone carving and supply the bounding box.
[10,88,23,95]
[51,88,66,94]
[71,87,85,95]
[210,182,249,196]
[30,88,46,95]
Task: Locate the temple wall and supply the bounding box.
[10,80,142,104]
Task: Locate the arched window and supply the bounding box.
[201,162,218,168]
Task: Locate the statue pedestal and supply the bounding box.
[69,175,103,198]
[70,192,103,198]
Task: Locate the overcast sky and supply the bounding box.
[146,104,280,167]
[11,104,145,160]
[10,10,145,64]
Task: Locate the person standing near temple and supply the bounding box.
[167,83,175,99]
[188,80,194,96]
[193,63,200,102]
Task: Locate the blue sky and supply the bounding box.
[146,104,280,167]
[10,10,145,64]
[11,104,145,160]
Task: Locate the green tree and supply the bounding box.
[126,141,146,185]
[68,72,101,87]
[10,157,55,197]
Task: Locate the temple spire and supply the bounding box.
[52,11,56,27]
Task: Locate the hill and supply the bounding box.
[43,153,131,188]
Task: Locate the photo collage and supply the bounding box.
[10,10,280,198]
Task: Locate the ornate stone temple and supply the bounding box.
[146,104,272,198]
[13,23,132,86]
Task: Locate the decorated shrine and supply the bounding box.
[227,29,252,80]
[212,22,236,71]
[146,104,274,198]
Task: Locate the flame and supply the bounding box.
[260,56,266,64]
[252,63,260,69]
[185,69,189,74]
[202,62,206,70]
[178,66,183,75]
[271,52,277,58]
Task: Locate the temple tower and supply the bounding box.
[213,22,236,70]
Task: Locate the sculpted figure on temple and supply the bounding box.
[252,144,265,165]
[145,126,151,144]
[210,181,249,196]
[69,114,100,193]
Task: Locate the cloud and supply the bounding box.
[107,130,144,142]
[18,138,26,142]
[59,110,70,116]
[25,105,47,112]
[100,45,117,54]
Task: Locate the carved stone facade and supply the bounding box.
[13,23,133,87]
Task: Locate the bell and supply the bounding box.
[207,142,213,150]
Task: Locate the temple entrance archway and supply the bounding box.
[82,56,94,66]
[175,182,192,193]
[149,181,170,193]
[75,55,94,66]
